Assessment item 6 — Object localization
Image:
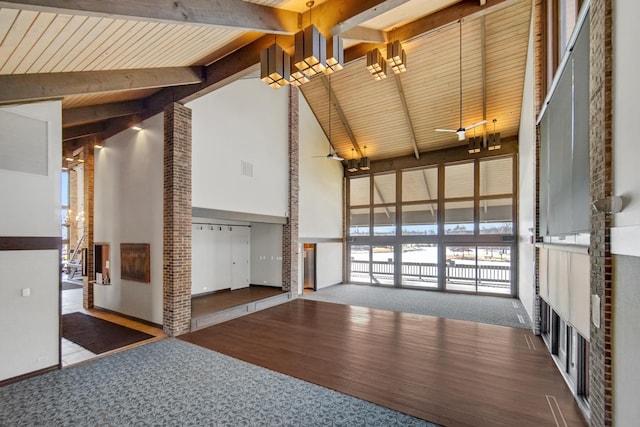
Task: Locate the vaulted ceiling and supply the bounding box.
[0,0,531,162]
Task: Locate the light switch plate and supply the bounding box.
[22,288,31,297]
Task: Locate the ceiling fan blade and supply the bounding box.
[465,120,488,130]
[330,155,344,161]
[435,128,457,133]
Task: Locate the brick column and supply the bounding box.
[589,0,613,425]
[282,86,299,293]
[163,103,192,336]
[532,0,544,336]
[82,146,95,309]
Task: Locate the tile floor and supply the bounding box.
[61,282,166,367]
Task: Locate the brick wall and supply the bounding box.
[589,0,613,425]
[82,146,95,309]
[163,103,192,336]
[282,87,299,293]
[532,0,544,336]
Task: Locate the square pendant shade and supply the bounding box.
[467,137,481,154]
[347,159,359,172]
[294,25,326,77]
[487,132,501,150]
[260,43,290,88]
[366,48,387,80]
[359,157,370,170]
[325,36,344,74]
[386,40,407,74]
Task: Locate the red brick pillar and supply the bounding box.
[82,145,95,309]
[589,0,613,425]
[163,102,192,336]
[282,87,299,293]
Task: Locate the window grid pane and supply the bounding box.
[349,208,370,236]
[350,176,370,206]
[402,168,437,202]
[401,203,437,235]
[373,173,396,204]
[444,200,474,235]
[445,162,474,198]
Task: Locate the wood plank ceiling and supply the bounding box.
[0,0,531,162]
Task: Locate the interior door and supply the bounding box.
[231,227,250,290]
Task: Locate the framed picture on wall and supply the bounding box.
[120,243,150,283]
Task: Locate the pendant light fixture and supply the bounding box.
[260,35,290,89]
[359,146,370,170]
[325,36,344,74]
[366,48,387,80]
[294,1,326,78]
[347,148,359,172]
[487,119,501,150]
[386,40,407,74]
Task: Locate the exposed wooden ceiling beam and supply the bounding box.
[63,100,145,128]
[307,0,411,36]
[0,0,299,34]
[0,67,203,105]
[344,0,515,63]
[63,122,105,141]
[340,27,386,43]
[393,74,420,159]
[320,75,362,158]
[103,0,515,141]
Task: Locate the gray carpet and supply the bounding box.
[304,284,531,329]
[0,339,437,427]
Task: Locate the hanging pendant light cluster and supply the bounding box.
[367,39,407,80]
[261,1,344,89]
[346,146,371,173]
[467,119,500,154]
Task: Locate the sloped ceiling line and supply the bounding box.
[320,75,363,158]
[393,74,420,159]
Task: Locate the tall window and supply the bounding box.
[347,154,516,295]
[402,167,437,235]
[479,157,514,234]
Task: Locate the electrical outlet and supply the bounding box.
[38,356,48,364]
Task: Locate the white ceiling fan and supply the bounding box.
[435,19,486,142]
[314,74,344,161]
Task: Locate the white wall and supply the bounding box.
[611,0,640,256]
[188,78,289,218]
[613,255,640,426]
[517,9,537,323]
[250,222,283,287]
[94,113,164,325]
[191,218,251,295]
[612,2,640,424]
[298,91,344,292]
[0,101,61,381]
[316,242,343,289]
[298,93,344,239]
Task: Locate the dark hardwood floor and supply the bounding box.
[191,285,285,317]
[181,299,587,427]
